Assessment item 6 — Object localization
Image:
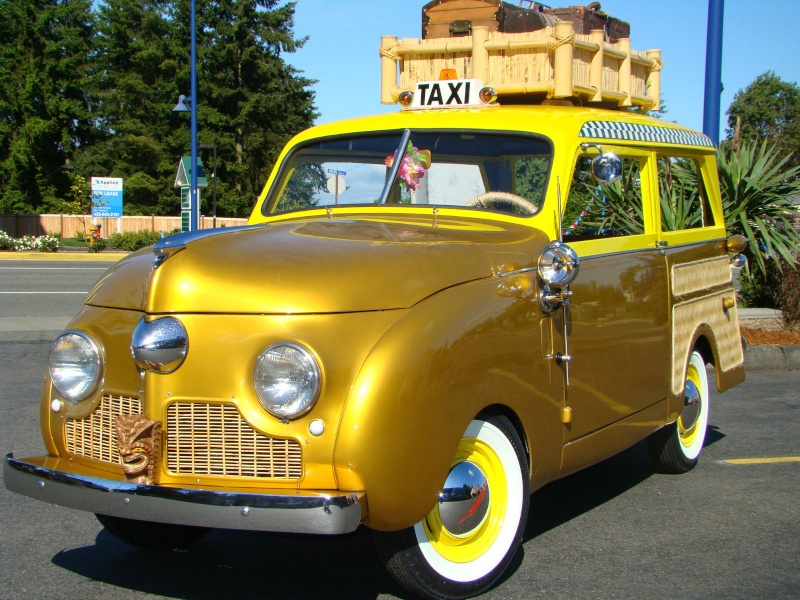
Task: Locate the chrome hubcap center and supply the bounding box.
[438,461,490,536]
[680,379,702,432]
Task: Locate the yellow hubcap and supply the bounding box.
[422,437,508,563]
[679,363,702,448]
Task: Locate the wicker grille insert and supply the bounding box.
[166,402,302,479]
[65,395,143,463]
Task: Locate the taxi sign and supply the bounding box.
[410,79,485,109]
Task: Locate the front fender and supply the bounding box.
[333,276,563,531]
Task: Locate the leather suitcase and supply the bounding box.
[543,3,630,42]
[422,0,554,39]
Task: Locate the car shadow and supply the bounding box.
[51,429,725,599]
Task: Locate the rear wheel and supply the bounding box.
[373,415,529,600]
[648,350,710,473]
[96,514,210,550]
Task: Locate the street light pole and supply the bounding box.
[190,0,199,231]
[703,0,724,146]
[200,144,217,228]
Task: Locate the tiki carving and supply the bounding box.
[115,414,162,485]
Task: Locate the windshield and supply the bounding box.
[264,131,552,217]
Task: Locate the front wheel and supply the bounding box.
[96,514,210,550]
[648,350,710,473]
[373,415,529,600]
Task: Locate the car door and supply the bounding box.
[555,146,671,450]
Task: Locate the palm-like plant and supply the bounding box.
[716,141,800,276]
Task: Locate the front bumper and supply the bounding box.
[4,454,364,535]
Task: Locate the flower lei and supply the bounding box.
[385,142,429,191]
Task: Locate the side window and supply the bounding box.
[658,155,715,231]
[564,154,645,240]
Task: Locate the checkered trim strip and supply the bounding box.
[579,121,714,147]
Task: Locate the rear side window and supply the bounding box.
[657,155,715,231]
[564,155,646,240]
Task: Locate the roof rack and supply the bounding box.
[380,22,661,111]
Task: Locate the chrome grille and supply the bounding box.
[65,395,143,463]
[166,403,302,479]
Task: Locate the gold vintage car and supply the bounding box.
[5,24,746,600]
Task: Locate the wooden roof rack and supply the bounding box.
[380,22,662,110]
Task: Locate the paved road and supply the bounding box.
[1,256,798,598]
[0,258,117,335]
[1,333,798,599]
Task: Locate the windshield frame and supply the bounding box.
[261,128,555,218]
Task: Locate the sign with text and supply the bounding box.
[91,177,124,218]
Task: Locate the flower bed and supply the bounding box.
[0,230,59,252]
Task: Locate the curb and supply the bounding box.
[745,344,800,371]
[0,250,128,262]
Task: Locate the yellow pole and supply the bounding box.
[645,49,662,111]
[619,37,632,107]
[380,36,398,104]
[471,26,490,83]
[589,29,604,102]
[553,21,574,98]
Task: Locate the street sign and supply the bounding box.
[91,177,124,218]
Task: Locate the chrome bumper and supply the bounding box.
[4,453,364,535]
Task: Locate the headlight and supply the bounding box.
[254,343,321,420]
[49,331,102,403]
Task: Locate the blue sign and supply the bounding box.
[91,177,124,218]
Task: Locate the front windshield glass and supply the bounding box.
[264,131,552,217]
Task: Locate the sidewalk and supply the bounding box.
[739,308,800,371]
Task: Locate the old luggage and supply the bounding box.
[543,3,630,43]
[421,0,555,39]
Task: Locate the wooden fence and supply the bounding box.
[0,214,248,239]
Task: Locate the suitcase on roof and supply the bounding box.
[543,3,630,42]
[421,0,555,39]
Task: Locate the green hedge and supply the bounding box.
[106,230,163,252]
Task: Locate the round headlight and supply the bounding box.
[49,331,102,403]
[254,343,321,420]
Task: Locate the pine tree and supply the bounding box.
[74,0,184,215]
[189,0,317,216]
[0,0,96,213]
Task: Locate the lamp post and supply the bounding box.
[703,0,724,146]
[171,0,199,231]
[199,144,217,228]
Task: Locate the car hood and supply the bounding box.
[86,217,544,314]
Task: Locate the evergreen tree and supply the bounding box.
[74,0,184,215]
[0,0,96,213]
[191,0,317,216]
[725,71,800,168]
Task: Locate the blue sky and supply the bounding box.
[285,0,799,137]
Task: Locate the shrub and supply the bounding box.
[106,230,162,252]
[88,238,106,253]
[0,230,13,250]
[10,234,60,252]
[738,266,779,308]
[775,264,800,328]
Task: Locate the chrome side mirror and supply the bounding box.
[580,142,622,184]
